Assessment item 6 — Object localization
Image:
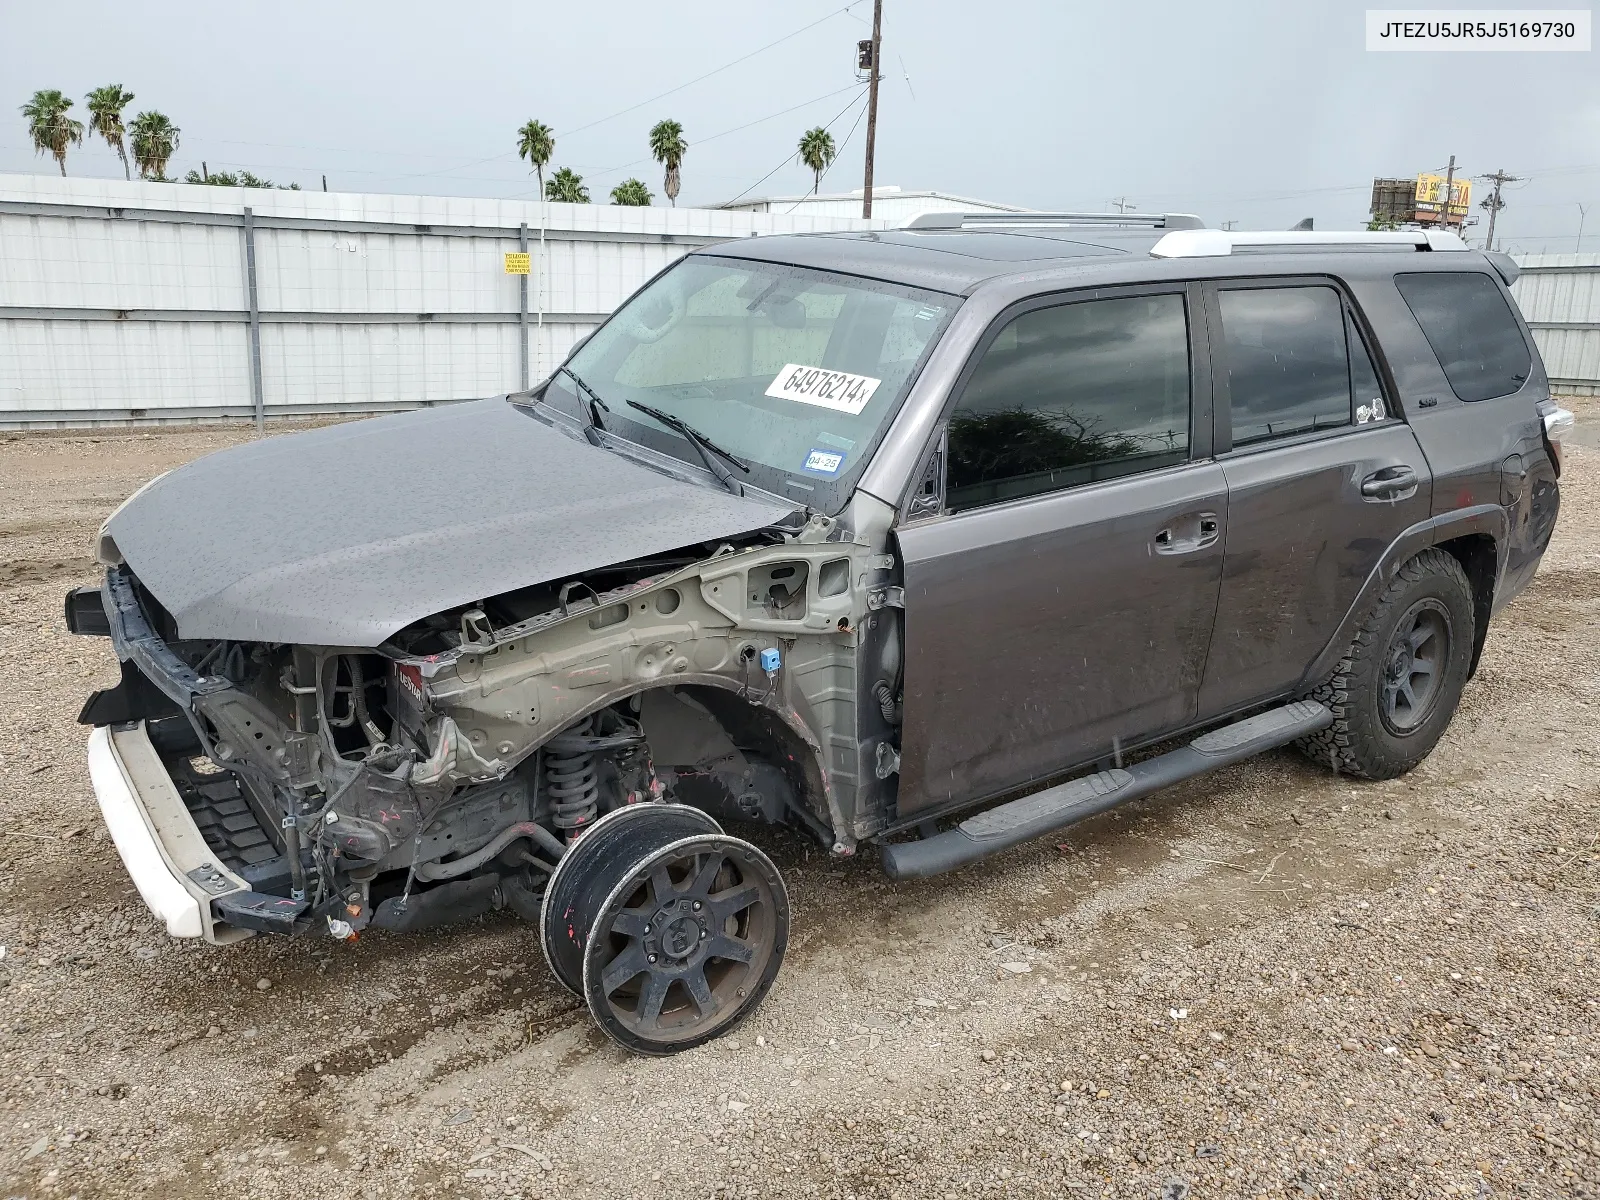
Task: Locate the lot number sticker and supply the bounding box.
[765,364,882,415]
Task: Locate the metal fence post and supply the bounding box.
[518,222,530,391]
[243,206,265,430]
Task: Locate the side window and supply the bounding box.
[1394,271,1531,402]
[1218,286,1351,447]
[944,293,1190,512]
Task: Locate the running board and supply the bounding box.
[880,701,1333,880]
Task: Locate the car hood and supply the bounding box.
[104,398,799,647]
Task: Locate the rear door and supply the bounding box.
[895,286,1226,816]
[1197,279,1432,718]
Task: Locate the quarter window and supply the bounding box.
[1395,271,1531,402]
[1218,286,1352,447]
[945,294,1191,512]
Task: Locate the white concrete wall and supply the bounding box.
[0,175,884,426]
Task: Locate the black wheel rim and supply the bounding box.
[1379,597,1451,736]
[539,803,721,996]
[582,834,788,1055]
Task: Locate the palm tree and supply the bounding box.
[648,119,687,207]
[128,111,180,180]
[609,178,652,206]
[517,120,555,197]
[21,89,84,176]
[545,167,590,204]
[797,127,837,195]
[85,84,136,179]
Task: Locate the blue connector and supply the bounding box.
[759,647,782,675]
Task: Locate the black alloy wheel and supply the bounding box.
[540,803,721,996]
[1379,598,1452,735]
[582,833,788,1055]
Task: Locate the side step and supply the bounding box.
[880,701,1332,880]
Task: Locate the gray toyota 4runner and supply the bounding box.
[68,213,1568,1055]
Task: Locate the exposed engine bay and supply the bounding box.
[81,505,906,941]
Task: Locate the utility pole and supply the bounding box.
[1221,219,1238,231]
[1578,203,1587,254]
[1440,154,1456,233]
[1111,196,1135,215]
[1478,167,1518,251]
[861,0,883,218]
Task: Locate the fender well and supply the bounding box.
[1435,532,1496,677]
[1301,505,1506,690]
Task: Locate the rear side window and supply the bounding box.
[1217,286,1352,446]
[1394,271,1531,402]
[945,293,1190,511]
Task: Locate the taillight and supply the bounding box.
[1543,404,1575,472]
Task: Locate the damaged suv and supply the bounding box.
[69,213,1565,1054]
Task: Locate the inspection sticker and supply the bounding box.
[765,363,882,415]
[802,448,846,476]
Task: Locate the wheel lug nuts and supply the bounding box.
[643,924,652,935]
[692,900,702,911]
[648,954,658,964]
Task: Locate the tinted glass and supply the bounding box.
[1219,286,1351,446]
[545,257,954,512]
[1395,271,1531,402]
[946,294,1190,511]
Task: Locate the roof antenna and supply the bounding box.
[1288,217,1314,231]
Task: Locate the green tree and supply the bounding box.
[185,168,239,186]
[128,111,180,180]
[797,126,837,195]
[517,119,555,197]
[648,119,687,206]
[21,89,84,176]
[85,84,136,180]
[545,166,590,204]
[609,178,652,206]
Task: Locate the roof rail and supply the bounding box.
[905,211,1207,232]
[1149,229,1470,259]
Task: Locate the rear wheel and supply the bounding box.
[1296,547,1475,779]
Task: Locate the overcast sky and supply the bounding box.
[2,0,1596,250]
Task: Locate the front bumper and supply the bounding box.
[87,722,252,943]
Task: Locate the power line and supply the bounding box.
[779,82,872,213]
[503,83,867,201]
[399,3,865,182]
[724,89,869,207]
[560,3,863,140]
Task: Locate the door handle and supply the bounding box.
[1154,511,1220,555]
[1360,466,1418,499]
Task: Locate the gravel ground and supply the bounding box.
[1,406,1597,1200]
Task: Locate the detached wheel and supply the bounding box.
[1297,547,1474,779]
[540,803,720,996]
[582,833,788,1056]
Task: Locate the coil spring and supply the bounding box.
[546,715,600,834]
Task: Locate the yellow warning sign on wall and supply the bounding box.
[503,252,531,275]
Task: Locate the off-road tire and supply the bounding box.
[1295,547,1475,780]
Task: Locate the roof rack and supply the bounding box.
[1149,229,1470,259]
[904,211,1207,231]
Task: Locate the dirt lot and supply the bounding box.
[1,406,1598,1200]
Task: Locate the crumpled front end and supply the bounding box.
[73,503,903,942]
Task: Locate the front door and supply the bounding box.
[1197,280,1433,717]
[895,287,1225,817]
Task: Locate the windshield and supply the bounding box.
[541,255,957,511]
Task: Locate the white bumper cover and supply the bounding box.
[87,724,205,937]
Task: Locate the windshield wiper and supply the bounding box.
[555,365,609,445]
[625,400,751,496]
